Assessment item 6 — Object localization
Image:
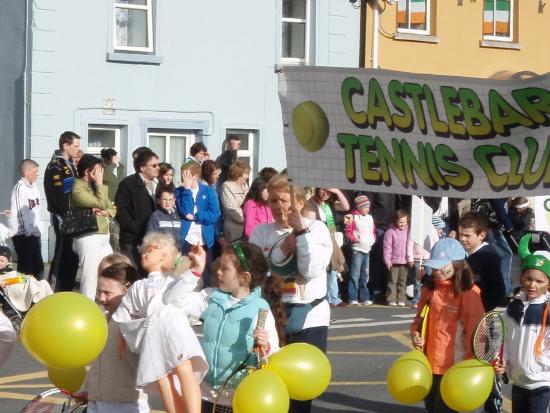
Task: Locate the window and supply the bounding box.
[396,0,430,34]
[483,0,513,41]
[225,129,258,182]
[114,0,154,53]
[147,130,195,173]
[87,125,121,155]
[282,0,310,64]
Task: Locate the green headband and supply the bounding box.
[232,243,250,272]
[518,234,550,280]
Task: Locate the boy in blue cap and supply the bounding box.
[495,234,550,413]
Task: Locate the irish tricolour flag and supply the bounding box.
[483,0,511,37]
[397,0,426,27]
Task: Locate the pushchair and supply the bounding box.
[0,271,53,333]
[505,230,550,255]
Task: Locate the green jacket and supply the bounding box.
[104,162,125,202]
[71,179,116,234]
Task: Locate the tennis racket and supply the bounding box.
[417,302,430,352]
[211,308,269,413]
[21,388,87,413]
[472,310,509,385]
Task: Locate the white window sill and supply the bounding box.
[106,52,163,65]
[394,33,440,44]
[480,40,521,50]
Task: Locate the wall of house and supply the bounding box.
[29,0,360,259]
[363,1,550,77]
[0,0,27,210]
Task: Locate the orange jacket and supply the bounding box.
[410,278,485,375]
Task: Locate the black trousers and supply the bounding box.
[48,214,79,292]
[424,374,457,413]
[512,385,550,413]
[286,325,329,413]
[12,234,44,279]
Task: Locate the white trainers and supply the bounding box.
[397,302,406,307]
[189,316,202,326]
[389,302,397,307]
[349,300,359,306]
[360,300,373,306]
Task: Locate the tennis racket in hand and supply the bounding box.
[415,303,430,352]
[21,388,87,412]
[211,308,269,413]
[472,310,508,383]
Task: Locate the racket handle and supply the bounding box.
[257,308,268,329]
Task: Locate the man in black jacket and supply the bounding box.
[115,150,159,277]
[44,131,81,291]
[215,135,240,188]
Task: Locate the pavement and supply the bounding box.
[0,302,511,412]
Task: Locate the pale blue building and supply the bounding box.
[15,0,361,257]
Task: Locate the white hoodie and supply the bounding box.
[9,178,42,237]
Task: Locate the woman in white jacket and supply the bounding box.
[249,174,332,413]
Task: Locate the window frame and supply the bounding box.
[225,129,259,183]
[482,0,514,42]
[113,0,154,53]
[146,130,196,168]
[396,0,431,36]
[281,0,311,65]
[86,125,122,156]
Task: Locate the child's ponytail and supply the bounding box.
[262,275,287,346]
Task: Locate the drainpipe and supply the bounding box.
[372,0,379,68]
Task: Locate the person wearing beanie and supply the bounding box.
[494,234,550,413]
[344,195,376,305]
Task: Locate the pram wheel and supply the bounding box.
[8,313,22,334]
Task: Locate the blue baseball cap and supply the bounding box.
[424,238,466,269]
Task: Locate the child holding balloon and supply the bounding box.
[165,242,284,412]
[85,259,151,413]
[410,238,485,413]
[112,233,208,413]
[494,234,550,413]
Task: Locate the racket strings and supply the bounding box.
[473,314,505,363]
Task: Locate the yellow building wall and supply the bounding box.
[364,1,550,78]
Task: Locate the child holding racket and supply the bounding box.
[112,233,208,413]
[494,234,550,413]
[410,238,485,413]
[166,242,284,413]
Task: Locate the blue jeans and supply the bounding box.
[326,270,342,305]
[412,261,422,304]
[487,227,513,295]
[349,250,370,302]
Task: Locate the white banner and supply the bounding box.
[278,66,550,198]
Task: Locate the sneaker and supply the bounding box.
[389,302,397,307]
[348,300,359,306]
[397,302,406,307]
[360,300,373,306]
[189,316,203,326]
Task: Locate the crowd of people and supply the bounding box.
[0,129,547,413]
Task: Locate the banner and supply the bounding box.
[278,66,550,198]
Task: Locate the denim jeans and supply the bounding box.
[412,261,422,304]
[512,385,550,413]
[348,250,370,302]
[487,227,513,295]
[326,270,342,305]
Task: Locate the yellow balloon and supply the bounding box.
[48,366,86,393]
[233,369,289,413]
[386,359,432,404]
[20,292,108,368]
[397,350,432,373]
[441,359,494,411]
[267,343,331,401]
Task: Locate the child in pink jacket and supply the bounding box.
[383,209,410,306]
[242,176,273,240]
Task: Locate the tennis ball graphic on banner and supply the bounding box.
[292,100,329,152]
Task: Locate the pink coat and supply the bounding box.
[383,224,410,267]
[242,200,273,239]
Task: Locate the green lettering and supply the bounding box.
[404,82,427,133]
[374,136,406,186]
[501,144,522,188]
[473,144,508,191]
[401,140,435,189]
[367,78,394,129]
[459,88,493,138]
[424,143,447,187]
[341,77,368,128]
[435,144,473,191]
[441,86,466,138]
[489,89,533,135]
[389,80,413,132]
[337,133,359,182]
[357,135,381,184]
[423,85,449,136]
[512,87,550,126]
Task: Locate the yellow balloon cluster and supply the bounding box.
[232,343,332,413]
[20,292,108,369]
[441,359,494,411]
[386,350,432,404]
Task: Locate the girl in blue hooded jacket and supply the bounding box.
[167,242,285,412]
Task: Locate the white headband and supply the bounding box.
[514,202,530,209]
